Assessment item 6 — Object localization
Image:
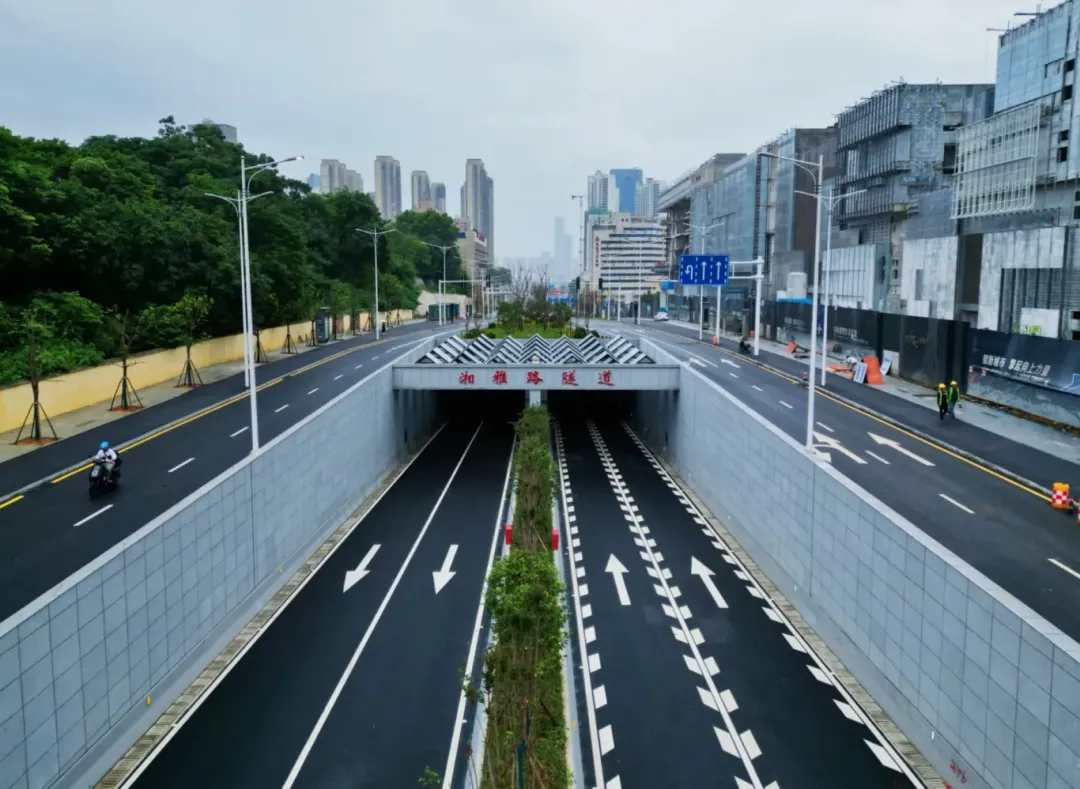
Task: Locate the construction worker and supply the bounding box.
[937,383,948,420]
[947,380,961,418]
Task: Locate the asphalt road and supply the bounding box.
[610,324,1080,643]
[643,320,1080,486]
[125,416,514,789]
[553,409,919,789]
[0,324,447,621]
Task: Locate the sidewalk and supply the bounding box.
[661,318,1080,467]
[0,339,325,464]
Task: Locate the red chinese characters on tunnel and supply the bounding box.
[458,370,475,385]
[526,370,544,385]
[492,369,508,385]
[561,370,578,386]
[597,369,614,386]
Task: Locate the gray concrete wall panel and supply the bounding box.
[630,338,1080,789]
[0,339,438,789]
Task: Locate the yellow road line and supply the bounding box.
[641,326,1052,503]
[48,334,400,486]
[0,494,24,510]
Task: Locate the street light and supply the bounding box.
[205,153,302,453]
[688,221,726,341]
[422,241,456,326]
[356,225,398,340]
[795,186,867,386]
[760,151,824,450]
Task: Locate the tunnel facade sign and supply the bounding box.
[393,363,680,391]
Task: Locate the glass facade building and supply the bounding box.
[610,168,643,214]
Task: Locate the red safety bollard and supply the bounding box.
[551,527,560,552]
[504,524,513,546]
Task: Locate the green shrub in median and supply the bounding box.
[470,405,570,789]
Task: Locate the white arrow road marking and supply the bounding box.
[867,433,935,466]
[720,358,739,368]
[342,544,381,592]
[690,557,728,609]
[813,432,867,465]
[605,554,631,606]
[687,358,707,368]
[432,544,459,593]
[865,450,890,465]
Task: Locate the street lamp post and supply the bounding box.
[422,241,455,326]
[760,151,824,450]
[794,186,867,387]
[357,226,398,341]
[205,153,301,453]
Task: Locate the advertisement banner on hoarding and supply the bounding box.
[969,330,1080,395]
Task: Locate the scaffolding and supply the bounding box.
[952,101,1042,219]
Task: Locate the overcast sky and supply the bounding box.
[1,0,1030,263]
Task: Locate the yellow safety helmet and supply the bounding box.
[938,383,946,389]
[950,381,957,387]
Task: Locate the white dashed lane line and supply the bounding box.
[816,422,834,433]
[752,385,763,392]
[619,422,917,784]
[355,363,364,370]
[230,426,249,438]
[274,404,289,413]
[307,388,319,395]
[168,457,195,473]
[938,493,974,514]
[779,401,793,409]
[74,504,112,528]
[729,373,738,379]
[865,451,890,465]
[1049,558,1080,581]
[334,374,344,381]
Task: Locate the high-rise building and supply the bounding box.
[432,183,447,213]
[585,213,668,300]
[374,156,402,219]
[462,159,494,257]
[411,170,432,211]
[610,168,643,214]
[319,159,347,194]
[554,217,573,280]
[345,169,363,193]
[588,171,619,212]
[635,178,662,218]
[196,118,237,143]
[306,173,321,191]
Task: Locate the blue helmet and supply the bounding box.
[100,441,109,450]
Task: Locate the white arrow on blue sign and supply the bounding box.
[678,255,730,286]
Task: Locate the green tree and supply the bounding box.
[158,291,213,386]
[105,305,160,410]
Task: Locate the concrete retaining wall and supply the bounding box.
[631,338,1080,789]
[0,339,440,789]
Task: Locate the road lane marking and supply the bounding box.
[0,495,24,511]
[229,426,249,438]
[866,450,890,465]
[729,373,739,379]
[355,363,364,370]
[638,324,1053,503]
[274,404,289,413]
[752,385,763,392]
[282,422,484,789]
[705,359,719,368]
[342,544,380,592]
[168,458,195,473]
[779,401,793,409]
[868,433,934,466]
[44,330,441,486]
[1049,558,1080,581]
[938,494,974,514]
[816,422,834,433]
[432,544,459,594]
[307,388,319,395]
[74,505,112,527]
[605,555,631,605]
[334,374,343,381]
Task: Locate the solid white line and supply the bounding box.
[229,426,249,438]
[307,388,319,395]
[938,493,974,514]
[779,401,793,409]
[866,451,890,465]
[168,458,195,474]
[440,434,516,789]
[1049,558,1080,582]
[816,422,834,433]
[752,385,763,392]
[274,404,289,413]
[334,374,343,381]
[74,505,113,528]
[553,423,606,789]
[282,422,484,789]
[115,425,448,789]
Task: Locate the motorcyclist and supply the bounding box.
[94,441,121,481]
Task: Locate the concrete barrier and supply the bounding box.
[631,338,1080,789]
[0,338,439,789]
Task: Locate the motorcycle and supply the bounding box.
[88,457,120,497]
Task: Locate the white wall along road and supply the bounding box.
[616,326,1080,587]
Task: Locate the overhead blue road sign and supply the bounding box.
[678,255,729,286]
